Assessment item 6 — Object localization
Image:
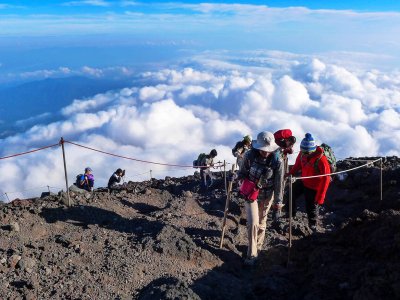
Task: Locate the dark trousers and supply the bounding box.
[289,180,318,226]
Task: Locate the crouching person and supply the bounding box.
[286,133,331,233]
[74,167,94,192]
[237,131,284,266]
[108,168,125,193]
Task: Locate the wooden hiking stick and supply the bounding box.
[219,165,236,249]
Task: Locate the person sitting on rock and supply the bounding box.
[237,131,284,266]
[286,133,331,233]
[232,135,252,170]
[199,149,218,189]
[108,168,125,192]
[77,167,94,192]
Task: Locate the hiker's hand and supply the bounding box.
[122,170,125,176]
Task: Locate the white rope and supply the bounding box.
[293,157,382,181]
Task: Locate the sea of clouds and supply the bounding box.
[0,51,399,201]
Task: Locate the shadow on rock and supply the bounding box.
[39,205,164,240]
[138,276,201,300]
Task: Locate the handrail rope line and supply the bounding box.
[293,158,382,181]
[125,171,152,179]
[0,143,60,160]
[2,185,65,196]
[5,186,55,194]
[64,140,224,169]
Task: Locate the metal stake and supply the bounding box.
[288,175,293,265]
[219,164,236,249]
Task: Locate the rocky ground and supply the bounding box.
[0,157,399,300]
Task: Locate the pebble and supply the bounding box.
[10,222,20,232]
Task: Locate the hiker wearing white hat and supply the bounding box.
[236,131,284,266]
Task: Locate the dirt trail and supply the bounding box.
[0,157,399,299]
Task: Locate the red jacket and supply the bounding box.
[289,146,330,204]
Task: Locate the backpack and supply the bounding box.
[315,143,337,174]
[75,174,84,187]
[193,153,206,168]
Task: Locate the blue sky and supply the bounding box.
[2,1,400,12]
[1,0,400,75]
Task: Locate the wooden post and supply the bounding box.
[60,137,71,207]
[287,175,293,265]
[47,185,50,193]
[150,170,153,180]
[219,165,236,249]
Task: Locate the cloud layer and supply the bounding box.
[0,51,399,201]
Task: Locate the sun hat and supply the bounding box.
[252,131,279,152]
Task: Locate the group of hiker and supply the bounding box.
[74,167,126,192]
[199,129,333,266]
[74,129,333,267]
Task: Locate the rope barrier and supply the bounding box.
[293,158,382,181]
[64,140,224,169]
[5,186,51,194]
[0,143,59,160]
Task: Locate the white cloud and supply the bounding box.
[62,0,110,7]
[81,66,103,77]
[1,52,399,200]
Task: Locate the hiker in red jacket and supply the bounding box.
[286,133,331,232]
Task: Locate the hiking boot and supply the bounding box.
[272,203,284,221]
[244,256,258,266]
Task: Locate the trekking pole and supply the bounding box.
[287,175,293,266]
[219,164,236,249]
[380,157,383,201]
[59,137,71,207]
[223,160,227,194]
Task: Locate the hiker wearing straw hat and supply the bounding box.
[286,133,331,233]
[236,131,284,266]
